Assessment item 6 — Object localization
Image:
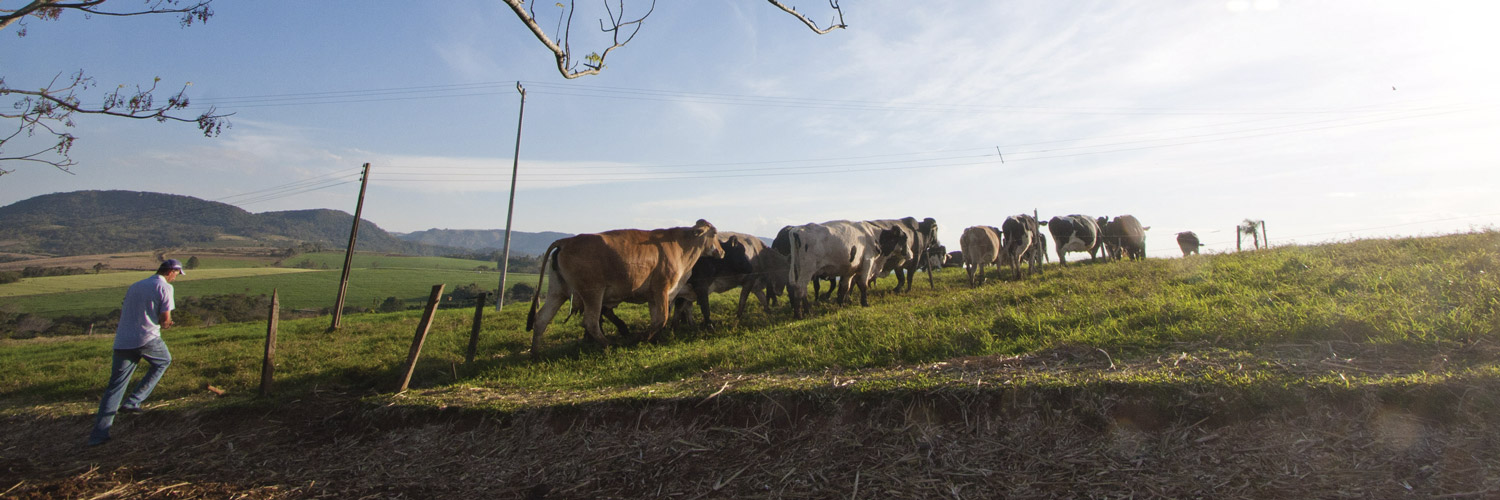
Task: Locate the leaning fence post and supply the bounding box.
[397,284,445,393]
[260,289,280,397]
[465,292,489,364]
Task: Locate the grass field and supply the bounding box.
[4,268,538,318]
[2,251,523,318]
[286,252,499,271]
[5,231,1496,404]
[4,231,1498,498]
[0,268,316,298]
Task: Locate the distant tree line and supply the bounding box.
[0,265,91,284]
[443,251,544,274]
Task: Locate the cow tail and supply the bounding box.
[526,242,562,332]
[791,231,803,284]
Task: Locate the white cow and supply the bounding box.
[785,220,912,319]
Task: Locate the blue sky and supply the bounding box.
[3,1,1498,256]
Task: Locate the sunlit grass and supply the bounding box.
[3,231,1497,412]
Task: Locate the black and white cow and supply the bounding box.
[1046,214,1102,266]
[868,217,941,292]
[785,220,912,318]
[1000,214,1043,279]
[1099,215,1148,261]
[919,244,948,272]
[944,250,965,268]
[773,225,838,303]
[1176,231,1203,257]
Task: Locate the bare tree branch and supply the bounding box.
[504,0,843,79]
[765,0,846,35]
[502,0,654,79]
[0,1,223,176]
[2,0,212,34]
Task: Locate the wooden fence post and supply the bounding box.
[397,284,445,393]
[1236,227,1242,252]
[466,292,488,364]
[260,289,280,397]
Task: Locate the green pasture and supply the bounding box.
[0,268,316,298]
[182,256,274,269]
[285,252,497,271]
[4,268,538,317]
[4,231,1498,410]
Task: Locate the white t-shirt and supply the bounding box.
[114,274,175,349]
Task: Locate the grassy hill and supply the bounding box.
[2,231,1497,498]
[395,228,573,257]
[0,190,448,256]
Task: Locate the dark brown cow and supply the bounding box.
[526,220,722,358]
[1176,231,1203,256]
[1100,215,1148,261]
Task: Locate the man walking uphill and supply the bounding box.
[87,259,185,446]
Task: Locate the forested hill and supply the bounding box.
[0,190,444,257]
[395,228,573,257]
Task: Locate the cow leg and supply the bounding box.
[836,274,854,306]
[577,291,609,347]
[790,286,804,319]
[601,307,630,339]
[696,286,714,330]
[671,296,692,328]
[736,284,752,318]
[752,286,771,314]
[641,290,673,342]
[1057,250,1067,267]
[529,285,571,359]
[854,270,872,307]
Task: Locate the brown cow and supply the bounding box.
[960,225,1002,286]
[526,220,722,358]
[1099,215,1148,261]
[1176,231,1203,256]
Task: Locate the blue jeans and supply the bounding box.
[88,337,171,445]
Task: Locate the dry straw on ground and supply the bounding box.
[4,341,1499,499]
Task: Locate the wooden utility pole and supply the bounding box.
[397,284,445,393]
[497,82,527,311]
[260,289,280,397]
[330,163,372,330]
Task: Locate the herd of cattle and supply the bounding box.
[525,215,1209,358]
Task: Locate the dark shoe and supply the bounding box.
[120,406,144,414]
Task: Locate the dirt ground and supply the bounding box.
[4,347,1499,499]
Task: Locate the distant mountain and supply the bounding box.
[0,190,446,257]
[396,229,572,257]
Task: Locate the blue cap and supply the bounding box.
[159,259,186,275]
